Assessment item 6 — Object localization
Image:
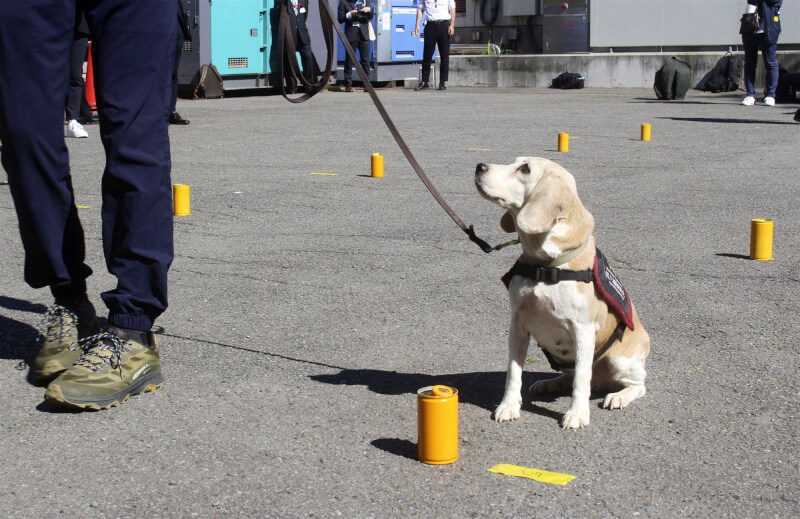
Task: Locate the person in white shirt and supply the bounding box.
[741,0,782,106]
[413,0,455,91]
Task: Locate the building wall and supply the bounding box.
[590,0,800,48]
[454,0,800,51]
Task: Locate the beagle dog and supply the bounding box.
[475,157,650,429]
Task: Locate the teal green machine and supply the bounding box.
[210,0,276,84]
[179,0,328,89]
[178,0,425,89]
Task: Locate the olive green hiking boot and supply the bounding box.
[44,326,163,410]
[32,302,99,382]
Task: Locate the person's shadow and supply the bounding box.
[310,368,564,418]
[311,368,565,460]
[0,296,46,365]
[0,296,107,412]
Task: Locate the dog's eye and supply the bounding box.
[518,164,530,174]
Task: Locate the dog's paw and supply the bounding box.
[493,399,522,423]
[529,375,571,395]
[561,407,590,429]
[602,386,646,410]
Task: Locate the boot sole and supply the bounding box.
[44,370,164,410]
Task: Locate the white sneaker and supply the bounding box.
[65,120,88,138]
[763,96,775,106]
[741,96,756,106]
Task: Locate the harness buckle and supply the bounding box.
[545,268,559,283]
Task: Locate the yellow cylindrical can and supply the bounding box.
[417,385,458,465]
[371,153,384,178]
[750,218,773,261]
[173,183,190,216]
[641,123,651,141]
[557,132,569,152]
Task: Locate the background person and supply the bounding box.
[65,6,92,138]
[413,0,455,91]
[284,0,316,93]
[741,0,782,106]
[338,0,374,92]
[170,0,192,125]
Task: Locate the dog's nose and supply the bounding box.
[476,163,488,175]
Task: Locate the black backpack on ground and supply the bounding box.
[190,64,224,99]
[777,67,800,103]
[654,56,691,100]
[551,72,585,89]
[704,53,741,93]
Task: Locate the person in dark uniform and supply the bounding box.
[741,0,782,106]
[337,0,374,92]
[170,0,192,125]
[0,0,175,410]
[414,0,456,91]
[285,0,316,92]
[64,6,93,138]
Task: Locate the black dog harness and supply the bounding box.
[501,248,633,371]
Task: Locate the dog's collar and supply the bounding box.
[522,238,591,268]
[503,238,593,288]
[501,261,593,288]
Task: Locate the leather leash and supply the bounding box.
[278,0,517,253]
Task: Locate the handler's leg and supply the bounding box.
[44,0,174,410]
[0,1,99,382]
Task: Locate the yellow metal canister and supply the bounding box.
[371,153,384,178]
[641,123,651,142]
[750,218,773,261]
[173,183,190,216]
[557,132,569,152]
[417,385,458,465]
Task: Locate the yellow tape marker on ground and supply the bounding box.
[76,205,92,209]
[310,172,338,176]
[488,464,576,486]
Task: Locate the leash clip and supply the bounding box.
[466,225,493,253]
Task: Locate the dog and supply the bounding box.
[475,157,650,429]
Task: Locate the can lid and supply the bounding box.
[417,385,458,398]
[432,385,452,397]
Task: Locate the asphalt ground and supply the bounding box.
[1,87,798,518]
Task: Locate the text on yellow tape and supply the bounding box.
[488,464,576,486]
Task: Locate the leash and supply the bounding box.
[277,0,517,253]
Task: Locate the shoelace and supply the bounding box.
[40,305,78,344]
[72,332,130,378]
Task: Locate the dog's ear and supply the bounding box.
[500,211,516,233]
[515,173,567,235]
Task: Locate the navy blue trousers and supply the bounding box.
[0,0,175,331]
[421,20,450,84]
[742,32,779,98]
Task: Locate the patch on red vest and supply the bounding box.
[593,248,634,330]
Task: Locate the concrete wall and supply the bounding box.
[444,51,800,88]
[453,0,800,51]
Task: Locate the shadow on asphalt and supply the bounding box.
[310,368,561,416]
[371,438,417,460]
[631,98,728,105]
[0,296,45,364]
[152,328,568,422]
[716,252,751,260]
[658,116,797,125]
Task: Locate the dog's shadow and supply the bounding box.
[310,368,565,421]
